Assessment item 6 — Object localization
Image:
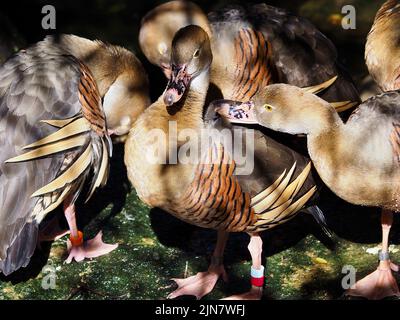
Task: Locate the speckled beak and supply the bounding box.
[163,64,191,106]
[214,99,258,124]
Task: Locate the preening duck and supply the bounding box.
[126,25,333,300]
[217,84,400,300]
[139,1,360,107]
[0,34,149,275]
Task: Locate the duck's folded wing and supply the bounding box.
[235,128,319,231]
[209,4,360,104]
[0,43,110,275]
[255,4,360,104]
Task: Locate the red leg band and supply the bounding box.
[69,231,83,246]
[251,276,265,287]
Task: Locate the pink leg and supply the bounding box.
[167,230,229,300]
[63,199,118,264]
[222,233,264,300]
[346,210,400,299]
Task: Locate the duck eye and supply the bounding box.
[263,104,273,111]
[193,49,200,58]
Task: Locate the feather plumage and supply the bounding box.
[208,4,360,104]
[0,37,111,275]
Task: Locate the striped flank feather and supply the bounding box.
[172,144,317,233]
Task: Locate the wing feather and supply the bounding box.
[208,4,360,104]
[0,36,111,274]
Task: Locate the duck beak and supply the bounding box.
[214,100,258,124]
[163,64,191,106]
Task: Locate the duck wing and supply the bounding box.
[177,108,321,233]
[208,4,360,104]
[0,40,111,275]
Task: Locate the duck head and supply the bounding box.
[139,1,211,77]
[55,35,150,138]
[215,84,336,135]
[163,25,212,106]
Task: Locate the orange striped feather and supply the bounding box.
[171,144,316,234]
[172,144,256,232]
[232,28,274,101]
[78,62,107,136]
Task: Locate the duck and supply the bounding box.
[125,25,336,300]
[216,83,400,300]
[0,34,150,276]
[365,0,400,92]
[139,1,360,108]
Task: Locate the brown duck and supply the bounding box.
[126,25,333,300]
[139,1,360,108]
[218,83,400,300]
[0,34,150,275]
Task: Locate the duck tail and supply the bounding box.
[305,205,333,239]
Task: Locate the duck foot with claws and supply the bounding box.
[346,211,400,300]
[168,264,228,300]
[346,260,400,300]
[66,231,118,263]
[64,200,117,264]
[168,230,229,299]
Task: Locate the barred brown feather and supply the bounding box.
[232,29,274,101]
[170,144,316,233]
[78,62,107,136]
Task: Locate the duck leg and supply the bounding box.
[63,198,118,263]
[346,210,400,299]
[222,233,264,300]
[167,230,229,300]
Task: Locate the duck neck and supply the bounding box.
[305,101,347,187]
[305,103,343,138]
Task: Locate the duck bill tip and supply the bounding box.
[163,88,184,106]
